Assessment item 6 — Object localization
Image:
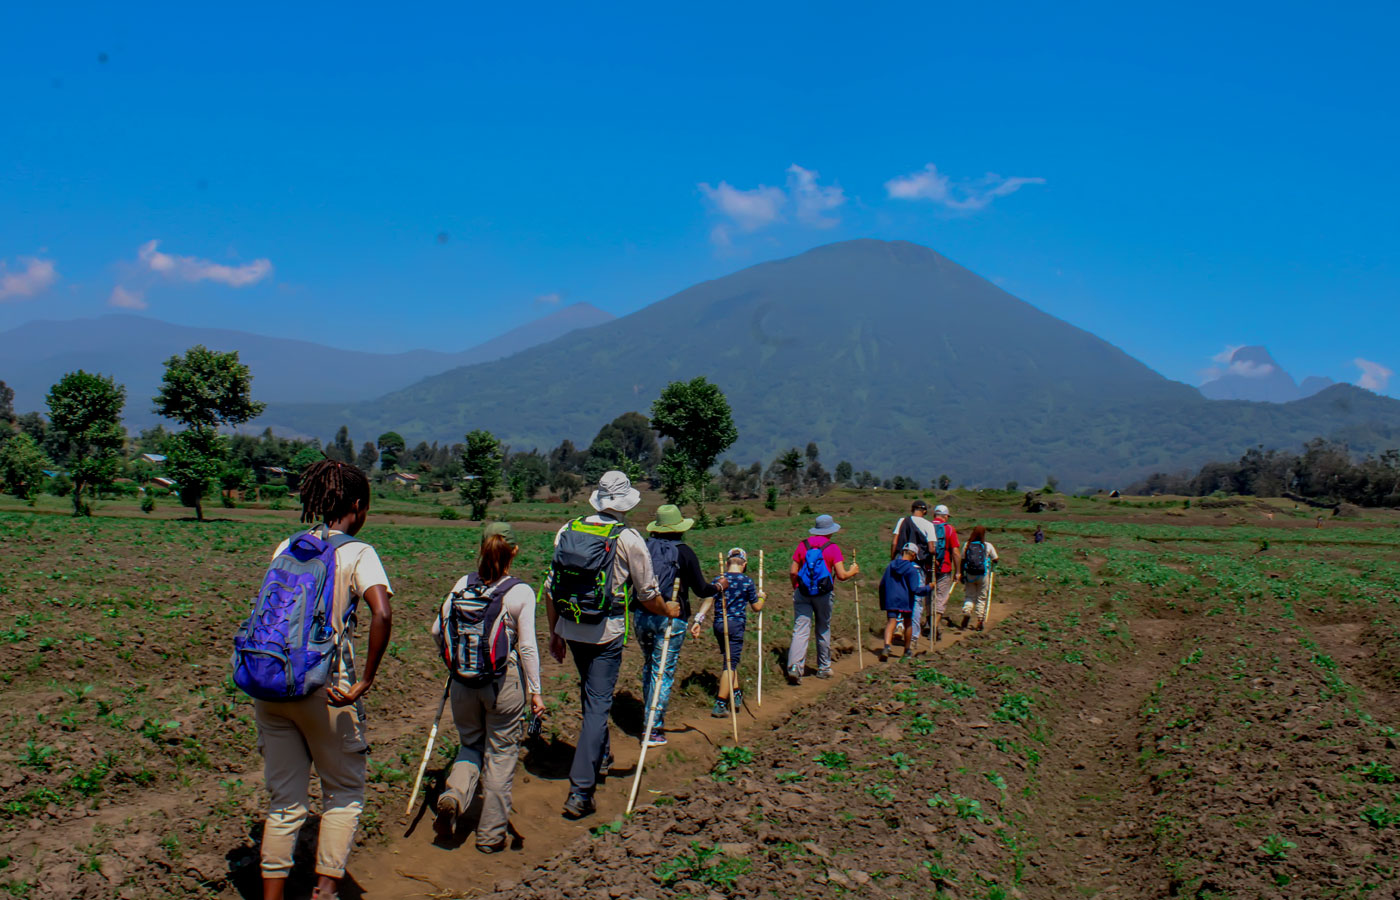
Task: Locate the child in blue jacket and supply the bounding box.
[879,543,932,660]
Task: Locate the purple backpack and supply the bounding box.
[233,527,361,701]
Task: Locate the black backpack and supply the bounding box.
[896,517,932,565]
[963,541,988,578]
[646,537,687,618]
[550,518,627,623]
[439,575,523,685]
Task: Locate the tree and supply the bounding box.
[0,432,48,501]
[0,380,13,422]
[1043,475,1060,494]
[377,431,405,471]
[287,445,325,490]
[153,345,266,431]
[459,430,503,520]
[47,371,126,516]
[589,412,660,475]
[938,474,951,491]
[649,377,738,523]
[154,346,264,522]
[1005,480,1019,492]
[326,426,355,464]
[805,442,820,463]
[507,451,548,502]
[775,448,804,495]
[355,441,379,473]
[835,461,853,485]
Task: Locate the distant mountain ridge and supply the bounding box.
[1199,345,1334,403]
[264,240,1400,488]
[0,303,613,421]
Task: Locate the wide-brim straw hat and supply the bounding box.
[646,504,695,533]
[589,470,641,513]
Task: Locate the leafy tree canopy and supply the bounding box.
[47,370,126,516]
[153,344,265,431]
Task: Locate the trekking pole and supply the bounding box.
[627,617,676,815]
[853,555,865,670]
[405,677,451,817]
[757,549,764,706]
[719,553,739,742]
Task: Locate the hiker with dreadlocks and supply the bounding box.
[233,459,394,900]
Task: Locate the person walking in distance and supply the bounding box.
[637,504,726,747]
[786,515,860,684]
[236,460,394,900]
[889,499,937,643]
[431,522,545,852]
[1033,525,1045,544]
[879,542,933,660]
[929,504,962,632]
[958,525,999,631]
[690,547,765,716]
[544,471,679,820]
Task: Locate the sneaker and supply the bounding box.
[732,690,744,709]
[476,840,507,854]
[881,644,892,661]
[977,619,986,632]
[960,614,971,630]
[597,752,614,780]
[644,729,668,747]
[562,791,596,819]
[711,698,728,718]
[435,793,461,830]
[786,666,803,685]
[816,668,832,679]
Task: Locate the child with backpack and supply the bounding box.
[786,515,860,684]
[639,505,726,747]
[430,522,545,852]
[690,547,765,716]
[233,460,393,900]
[890,499,937,642]
[959,525,999,631]
[879,542,933,660]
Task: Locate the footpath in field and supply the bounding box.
[348,603,1019,899]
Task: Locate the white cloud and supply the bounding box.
[1211,345,1243,366]
[1355,358,1393,392]
[534,292,563,306]
[0,257,58,301]
[698,181,786,234]
[137,240,272,287]
[785,165,845,228]
[1200,345,1277,382]
[885,163,1045,212]
[108,285,147,310]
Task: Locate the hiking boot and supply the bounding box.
[976,619,986,632]
[881,644,892,661]
[435,793,461,831]
[476,840,507,854]
[786,666,803,685]
[644,729,668,747]
[597,752,614,780]
[816,668,832,679]
[711,697,728,718]
[732,689,744,709]
[960,615,971,630]
[562,791,596,819]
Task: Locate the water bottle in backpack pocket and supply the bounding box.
[796,539,836,597]
[232,528,361,701]
[440,575,522,685]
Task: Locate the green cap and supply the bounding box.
[483,521,517,547]
[646,504,695,534]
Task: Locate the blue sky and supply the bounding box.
[2,1,1397,395]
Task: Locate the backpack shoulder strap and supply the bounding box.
[327,532,363,550]
[489,576,524,601]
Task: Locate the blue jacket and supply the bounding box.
[879,557,932,613]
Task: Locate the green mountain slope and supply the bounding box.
[265,240,1400,488]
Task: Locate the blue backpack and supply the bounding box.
[796,538,836,597]
[931,522,947,567]
[232,528,361,701]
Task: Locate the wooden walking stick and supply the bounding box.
[757,549,764,706]
[626,617,677,814]
[405,677,452,816]
[853,551,865,670]
[719,553,739,742]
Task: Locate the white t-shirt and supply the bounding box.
[432,578,542,695]
[270,529,393,691]
[892,516,938,543]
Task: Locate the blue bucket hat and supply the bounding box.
[809,514,842,536]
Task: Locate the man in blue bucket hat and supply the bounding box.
[786,514,860,684]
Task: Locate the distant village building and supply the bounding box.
[140,453,167,465]
[387,472,421,489]
[152,477,177,489]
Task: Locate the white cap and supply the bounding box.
[900,542,921,555]
[934,504,950,516]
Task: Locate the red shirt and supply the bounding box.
[932,518,960,575]
[792,535,845,576]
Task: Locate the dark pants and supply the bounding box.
[567,636,624,795]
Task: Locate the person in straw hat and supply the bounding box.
[544,471,678,819]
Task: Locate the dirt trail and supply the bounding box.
[1018,618,1185,898]
[343,603,1021,899]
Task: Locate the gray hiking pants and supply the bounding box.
[443,661,525,846]
[788,591,834,673]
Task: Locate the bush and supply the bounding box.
[438,505,461,520]
[140,493,156,514]
[221,493,236,509]
[764,486,778,511]
[47,474,73,497]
